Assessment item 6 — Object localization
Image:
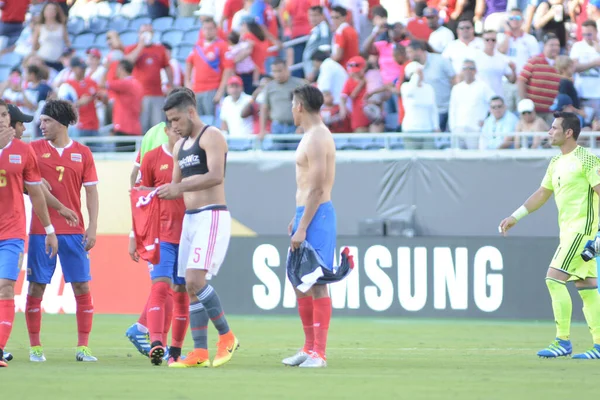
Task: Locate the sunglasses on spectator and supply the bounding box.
[491,105,504,109]
[347,62,362,68]
[457,25,472,30]
[462,66,476,70]
[521,111,532,115]
[508,15,522,21]
[485,38,496,42]
[583,33,594,38]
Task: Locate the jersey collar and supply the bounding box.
[48,139,74,150]
[161,144,173,158]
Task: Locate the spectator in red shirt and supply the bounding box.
[238,18,269,94]
[104,60,144,153]
[124,24,173,135]
[283,0,312,78]
[0,0,30,54]
[331,6,359,68]
[339,56,372,132]
[221,0,244,33]
[65,57,100,140]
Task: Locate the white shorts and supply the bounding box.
[178,205,231,280]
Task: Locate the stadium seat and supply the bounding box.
[152,32,163,44]
[334,137,351,150]
[176,44,193,60]
[89,17,110,34]
[94,33,108,47]
[0,53,22,68]
[182,29,199,45]
[227,138,254,151]
[161,31,184,48]
[129,16,152,32]
[175,17,200,31]
[109,16,131,33]
[152,17,174,32]
[67,17,86,35]
[73,33,96,47]
[0,66,11,82]
[119,30,139,47]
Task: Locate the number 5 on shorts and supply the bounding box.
[193,248,202,263]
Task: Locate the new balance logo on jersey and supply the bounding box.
[160,164,169,170]
[136,188,159,207]
[0,321,12,326]
[71,153,82,162]
[179,154,200,170]
[9,155,21,164]
[148,307,161,312]
[42,153,51,158]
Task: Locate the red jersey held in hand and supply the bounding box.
[29,140,98,235]
[139,145,185,244]
[131,188,161,265]
[0,140,42,241]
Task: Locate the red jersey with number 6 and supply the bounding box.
[0,140,42,241]
[29,140,98,235]
[139,144,185,244]
[131,188,161,264]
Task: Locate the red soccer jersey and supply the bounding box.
[131,188,161,265]
[107,76,144,135]
[2,0,30,23]
[139,145,185,244]
[66,78,99,131]
[334,24,360,68]
[243,32,268,74]
[186,39,233,93]
[341,77,370,130]
[124,44,170,97]
[29,140,98,235]
[0,140,42,241]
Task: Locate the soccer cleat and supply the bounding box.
[162,345,171,361]
[212,333,239,368]
[125,324,151,357]
[282,350,310,366]
[572,344,600,359]
[149,345,165,366]
[299,352,327,368]
[76,346,98,362]
[4,351,12,362]
[29,346,46,362]
[537,338,572,358]
[168,349,210,368]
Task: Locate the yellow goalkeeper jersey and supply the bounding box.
[541,146,600,235]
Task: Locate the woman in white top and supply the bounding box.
[32,3,71,72]
[400,61,440,150]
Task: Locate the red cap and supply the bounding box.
[346,56,366,74]
[86,47,102,58]
[227,75,243,86]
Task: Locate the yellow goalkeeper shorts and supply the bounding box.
[550,233,597,281]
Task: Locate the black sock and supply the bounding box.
[151,340,163,349]
[170,346,181,359]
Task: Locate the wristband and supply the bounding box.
[44,225,55,235]
[511,205,529,221]
[129,231,135,238]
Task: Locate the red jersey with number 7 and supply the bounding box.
[29,140,98,235]
[0,140,42,241]
[130,188,161,264]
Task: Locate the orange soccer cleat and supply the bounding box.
[168,349,210,368]
[212,331,239,368]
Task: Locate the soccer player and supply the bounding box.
[157,90,238,368]
[26,100,100,363]
[499,111,600,359]
[128,122,189,366]
[0,99,58,367]
[282,85,337,368]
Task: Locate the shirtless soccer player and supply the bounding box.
[158,90,239,368]
[283,84,337,368]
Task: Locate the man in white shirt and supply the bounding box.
[449,59,495,149]
[480,96,519,149]
[311,49,348,105]
[220,75,253,137]
[476,30,516,97]
[570,20,600,120]
[425,7,454,53]
[442,17,485,75]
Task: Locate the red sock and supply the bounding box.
[147,281,169,344]
[0,299,15,350]
[298,296,314,353]
[75,293,94,347]
[138,297,149,327]
[162,289,174,344]
[313,297,332,359]
[171,291,189,348]
[26,295,43,347]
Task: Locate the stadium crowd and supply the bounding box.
[1,0,600,150]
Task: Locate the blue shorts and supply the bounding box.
[0,239,25,281]
[149,242,185,285]
[293,201,336,271]
[27,234,91,284]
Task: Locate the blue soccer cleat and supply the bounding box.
[537,338,572,358]
[572,344,600,359]
[3,351,12,362]
[125,323,151,357]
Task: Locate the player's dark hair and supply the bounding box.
[582,20,598,29]
[372,6,388,18]
[119,59,134,74]
[553,111,581,139]
[309,6,323,14]
[168,86,197,106]
[163,91,197,113]
[293,84,324,114]
[42,100,78,126]
[331,6,347,16]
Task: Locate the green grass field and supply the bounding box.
[2,314,598,399]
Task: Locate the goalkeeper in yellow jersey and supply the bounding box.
[499,111,600,359]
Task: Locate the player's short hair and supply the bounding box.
[553,112,581,139]
[163,90,196,113]
[168,87,197,106]
[119,59,134,74]
[331,5,347,16]
[42,100,78,126]
[293,84,324,114]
